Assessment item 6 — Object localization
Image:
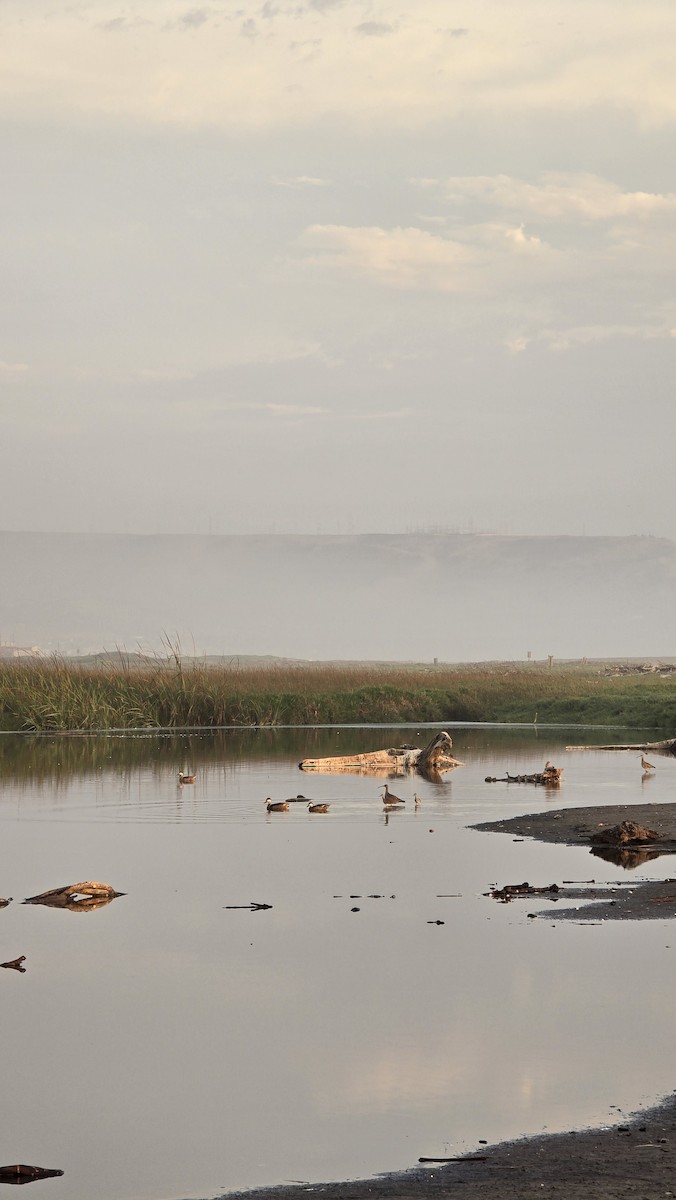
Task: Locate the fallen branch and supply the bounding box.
[0,956,26,973]
[486,882,560,903]
[23,881,125,912]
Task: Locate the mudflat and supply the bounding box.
[473,801,676,920]
[218,1093,676,1200]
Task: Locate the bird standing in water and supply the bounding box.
[640,754,655,771]
[381,784,404,806]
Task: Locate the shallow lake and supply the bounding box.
[0,724,674,1200]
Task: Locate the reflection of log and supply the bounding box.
[299,731,463,777]
[23,881,125,912]
[0,1165,63,1184]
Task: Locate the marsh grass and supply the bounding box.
[1,658,676,731]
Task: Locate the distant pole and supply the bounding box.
[527,650,532,661]
[548,654,554,670]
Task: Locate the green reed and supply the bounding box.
[1,658,675,731]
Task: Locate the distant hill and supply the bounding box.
[1,530,674,661]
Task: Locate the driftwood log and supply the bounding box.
[23,881,125,912]
[485,766,563,786]
[299,730,462,778]
[566,737,676,754]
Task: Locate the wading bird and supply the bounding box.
[640,754,655,771]
[381,784,404,806]
[178,772,196,784]
[265,798,289,812]
[307,801,330,813]
[414,793,422,807]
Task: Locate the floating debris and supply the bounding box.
[486,882,560,904]
[223,902,272,911]
[0,1165,63,1184]
[485,763,563,786]
[0,956,26,973]
[23,881,125,912]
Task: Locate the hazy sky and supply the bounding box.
[2,0,676,538]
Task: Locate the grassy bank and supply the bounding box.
[2,659,676,731]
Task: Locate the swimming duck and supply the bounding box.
[178,772,196,784]
[265,798,289,812]
[307,801,330,813]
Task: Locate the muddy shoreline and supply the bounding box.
[216,1093,676,1200]
[473,801,676,920]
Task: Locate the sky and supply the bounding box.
[2,0,676,539]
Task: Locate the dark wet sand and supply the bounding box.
[218,1093,676,1200]
[473,801,676,920]
[214,805,676,1200]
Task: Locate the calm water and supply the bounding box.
[0,725,674,1200]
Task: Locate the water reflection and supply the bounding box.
[0,725,674,1200]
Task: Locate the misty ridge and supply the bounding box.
[1,530,674,663]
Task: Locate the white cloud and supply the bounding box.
[443,173,676,222]
[300,220,559,292]
[4,2,676,129]
[0,360,29,375]
[272,175,331,188]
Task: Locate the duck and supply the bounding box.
[381,783,404,806]
[640,754,655,771]
[178,772,196,784]
[265,797,289,812]
[307,801,330,813]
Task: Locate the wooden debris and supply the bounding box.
[0,956,26,973]
[590,821,660,847]
[566,737,676,754]
[299,730,463,778]
[485,764,563,786]
[223,902,273,911]
[486,881,560,903]
[0,1164,63,1182]
[23,881,125,912]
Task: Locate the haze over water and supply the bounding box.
[1,725,674,1200]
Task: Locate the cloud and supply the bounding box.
[178,9,209,30]
[272,175,330,188]
[444,173,676,222]
[6,2,676,130]
[0,360,29,375]
[301,224,477,291]
[355,22,395,37]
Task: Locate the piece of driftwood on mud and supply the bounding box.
[486,882,560,903]
[590,820,660,847]
[23,881,125,912]
[566,737,676,754]
[0,956,26,972]
[299,730,463,778]
[0,1165,63,1183]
